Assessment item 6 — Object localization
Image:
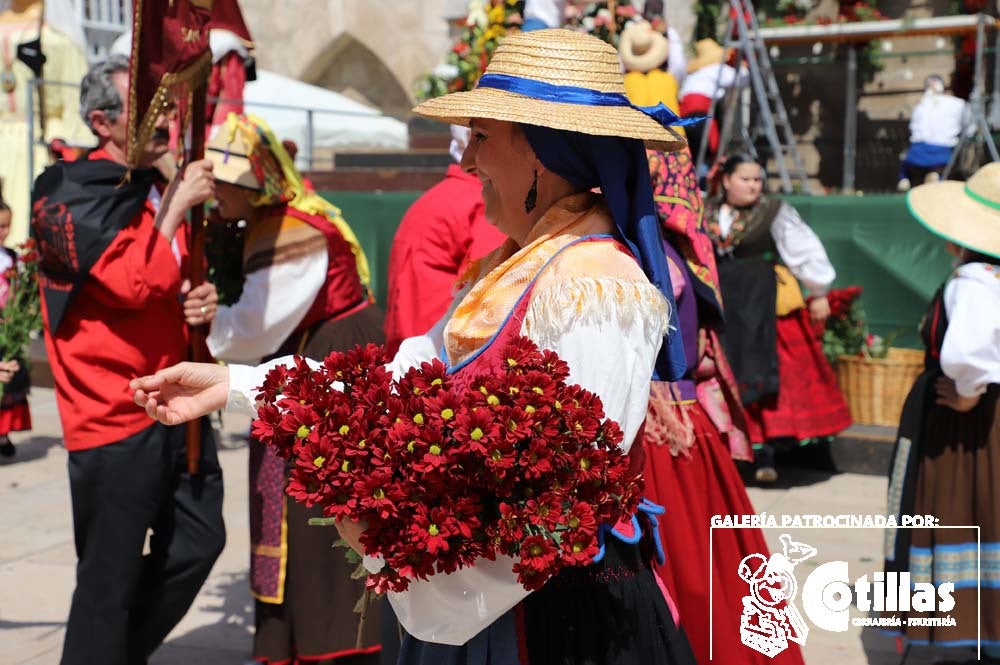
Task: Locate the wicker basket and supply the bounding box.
[835,348,925,427]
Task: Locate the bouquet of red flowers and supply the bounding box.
[0,239,42,364]
[252,336,641,594]
[822,286,897,363]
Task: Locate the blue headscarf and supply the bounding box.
[521,124,687,381]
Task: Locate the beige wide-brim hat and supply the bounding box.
[686,38,725,74]
[619,20,670,74]
[412,29,686,152]
[206,128,262,191]
[907,162,1000,259]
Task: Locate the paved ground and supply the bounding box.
[0,388,978,664]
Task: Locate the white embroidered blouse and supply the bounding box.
[716,201,836,295]
[940,262,1000,398]
[207,248,328,363]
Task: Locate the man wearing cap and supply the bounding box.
[30,54,225,665]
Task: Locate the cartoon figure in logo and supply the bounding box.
[738,534,817,658]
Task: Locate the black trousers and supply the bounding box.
[61,419,226,665]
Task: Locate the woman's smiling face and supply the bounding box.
[461,118,539,242]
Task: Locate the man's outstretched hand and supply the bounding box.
[131,362,230,425]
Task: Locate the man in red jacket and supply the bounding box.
[384,125,505,354]
[31,54,224,665]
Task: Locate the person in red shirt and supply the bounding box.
[383,125,505,354]
[31,54,224,665]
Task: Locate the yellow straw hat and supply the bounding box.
[412,29,686,152]
[907,162,1000,259]
[206,113,376,289]
[206,126,262,191]
[686,38,726,74]
[619,20,670,74]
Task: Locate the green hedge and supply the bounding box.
[322,191,952,348]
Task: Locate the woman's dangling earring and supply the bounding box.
[523,170,538,213]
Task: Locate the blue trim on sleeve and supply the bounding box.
[592,499,667,565]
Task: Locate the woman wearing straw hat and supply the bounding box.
[619,19,688,117]
[884,163,1000,661]
[204,114,385,665]
[132,29,700,664]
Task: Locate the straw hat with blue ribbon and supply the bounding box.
[412,28,692,152]
[907,162,1000,259]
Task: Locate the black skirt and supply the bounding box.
[398,530,697,665]
[716,258,780,405]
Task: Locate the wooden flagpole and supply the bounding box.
[185,82,208,475]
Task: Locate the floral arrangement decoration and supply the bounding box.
[418,0,659,99]
[761,0,885,26]
[0,239,42,363]
[416,0,526,101]
[252,337,641,594]
[563,1,644,47]
[775,0,815,21]
[821,285,897,364]
[757,0,887,84]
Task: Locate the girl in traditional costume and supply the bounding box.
[0,197,30,457]
[133,29,701,665]
[704,153,851,482]
[884,163,1000,661]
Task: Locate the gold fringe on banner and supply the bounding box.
[126,0,213,168]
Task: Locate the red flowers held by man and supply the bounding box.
[252,337,639,593]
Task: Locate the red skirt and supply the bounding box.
[746,309,851,443]
[0,402,31,435]
[644,401,805,665]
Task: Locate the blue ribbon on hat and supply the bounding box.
[476,73,706,129]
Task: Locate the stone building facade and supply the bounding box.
[239,0,699,118]
[241,0,983,192]
[237,0,462,118]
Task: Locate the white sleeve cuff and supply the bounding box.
[226,363,260,415]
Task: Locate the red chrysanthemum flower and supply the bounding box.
[517,535,558,573]
[451,407,500,454]
[408,507,453,555]
[354,470,400,520]
[252,334,635,593]
[560,530,600,565]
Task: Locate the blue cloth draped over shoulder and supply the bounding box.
[524,129,688,380]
